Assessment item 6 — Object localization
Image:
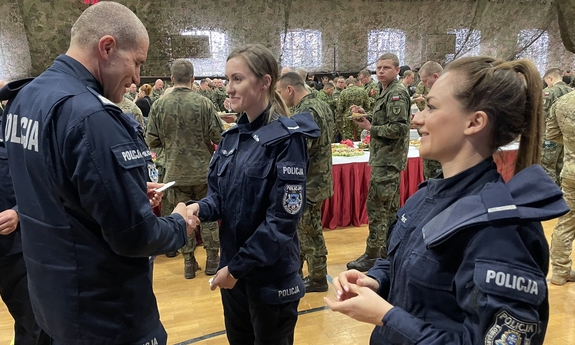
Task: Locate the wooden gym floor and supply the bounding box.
[0,220,573,344]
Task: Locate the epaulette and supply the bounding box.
[0,77,35,101]
[86,86,121,112]
[421,165,568,249]
[252,112,320,147]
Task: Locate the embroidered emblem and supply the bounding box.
[392,95,400,101]
[253,134,260,142]
[392,106,401,115]
[485,310,538,345]
[544,91,550,97]
[147,162,159,183]
[283,184,303,214]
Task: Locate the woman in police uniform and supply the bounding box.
[187,44,318,345]
[326,57,568,345]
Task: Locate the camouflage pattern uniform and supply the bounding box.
[305,84,319,96]
[317,90,337,140]
[337,85,370,141]
[542,81,572,186]
[123,91,136,102]
[116,97,145,130]
[198,89,218,110]
[546,91,575,284]
[213,87,228,111]
[333,87,343,102]
[363,80,379,112]
[349,79,410,270]
[411,81,441,178]
[292,93,334,284]
[145,87,223,276]
[150,87,164,103]
[414,81,429,112]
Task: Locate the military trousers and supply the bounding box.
[366,166,401,258]
[297,199,328,280]
[164,184,220,260]
[551,177,575,278]
[541,141,563,186]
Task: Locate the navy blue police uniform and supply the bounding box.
[197,107,319,345]
[0,55,188,345]
[0,109,44,345]
[364,158,568,345]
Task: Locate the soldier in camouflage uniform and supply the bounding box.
[277,72,334,292]
[546,90,575,286]
[115,97,145,129]
[359,69,378,111]
[212,78,228,111]
[413,81,429,112]
[347,53,410,272]
[542,68,572,186]
[145,60,223,279]
[296,67,318,96]
[337,79,370,141]
[317,82,338,141]
[333,77,346,101]
[198,79,217,108]
[123,83,137,101]
[416,61,444,179]
[150,79,164,103]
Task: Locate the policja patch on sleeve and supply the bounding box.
[283,184,303,214]
[484,310,538,345]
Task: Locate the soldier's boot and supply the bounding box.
[165,251,178,258]
[205,254,219,276]
[551,270,575,286]
[346,248,379,272]
[303,276,328,293]
[184,257,200,279]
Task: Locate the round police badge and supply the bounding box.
[147,162,159,183]
[485,310,537,345]
[283,184,303,215]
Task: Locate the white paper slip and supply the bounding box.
[154,181,175,193]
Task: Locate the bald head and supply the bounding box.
[280,66,293,76]
[70,2,148,51]
[295,68,308,81]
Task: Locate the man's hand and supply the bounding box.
[352,116,372,131]
[413,96,425,103]
[210,266,238,291]
[350,105,366,115]
[0,209,19,235]
[146,182,164,208]
[186,203,200,217]
[172,202,200,236]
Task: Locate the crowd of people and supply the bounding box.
[0,1,574,345]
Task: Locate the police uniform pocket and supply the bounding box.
[110,143,146,169]
[408,252,454,291]
[246,161,273,179]
[259,273,305,305]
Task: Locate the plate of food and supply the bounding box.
[347,112,368,119]
[409,139,421,148]
[217,111,238,117]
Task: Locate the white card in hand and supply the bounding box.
[153,181,175,193]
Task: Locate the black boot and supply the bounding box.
[184,258,200,279]
[346,253,377,271]
[303,276,328,293]
[205,255,219,276]
[165,251,178,258]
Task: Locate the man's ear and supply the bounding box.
[98,35,117,60]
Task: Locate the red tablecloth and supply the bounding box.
[321,150,518,230]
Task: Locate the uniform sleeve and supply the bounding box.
[377,224,547,344]
[335,95,345,135]
[542,89,554,120]
[226,136,308,278]
[197,146,224,221]
[371,94,410,140]
[63,110,187,257]
[145,102,162,148]
[206,101,223,145]
[367,258,392,298]
[415,83,426,111]
[546,102,563,144]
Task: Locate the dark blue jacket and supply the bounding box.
[367,158,568,345]
[0,110,21,257]
[0,55,188,344]
[198,107,319,302]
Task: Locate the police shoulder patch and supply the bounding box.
[148,162,159,183]
[485,310,539,345]
[283,184,303,215]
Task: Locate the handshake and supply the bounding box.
[172,203,201,236]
